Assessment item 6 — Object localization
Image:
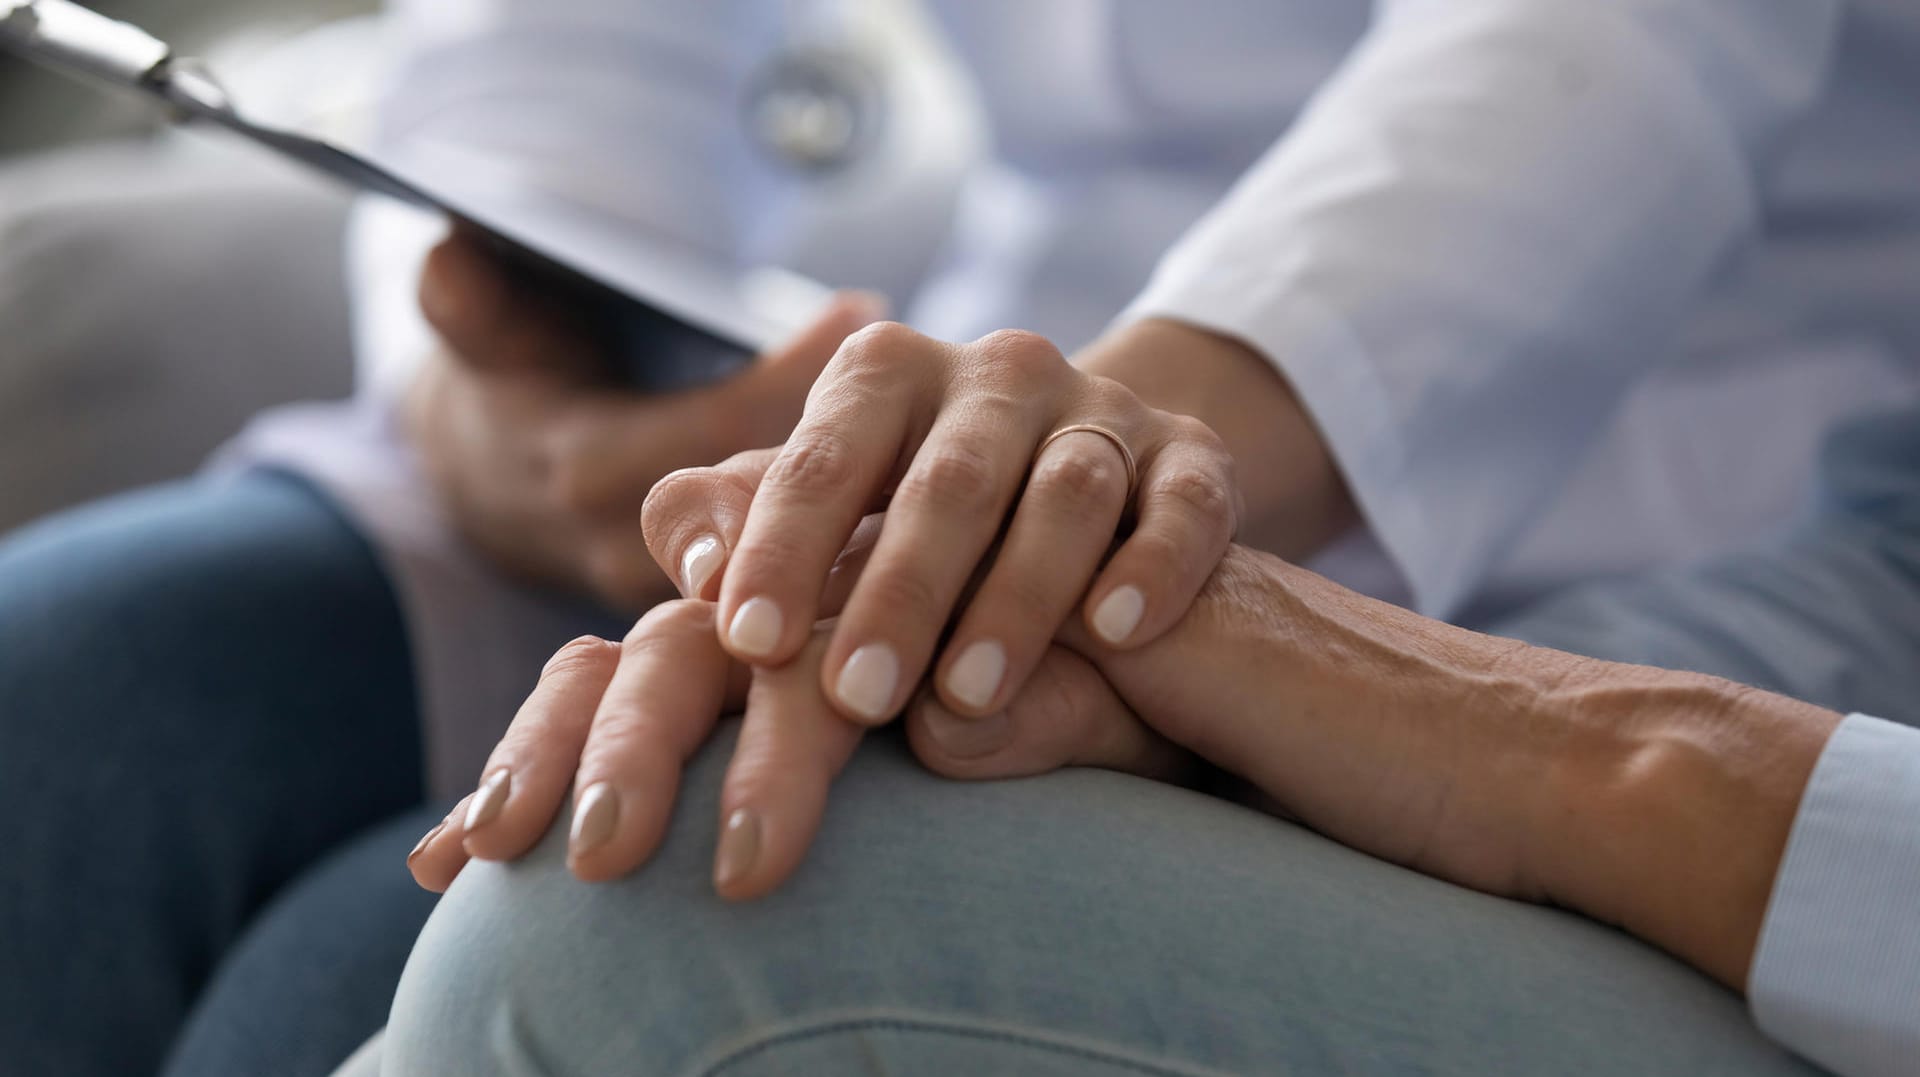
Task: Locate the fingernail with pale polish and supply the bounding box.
[569,782,618,860]
[1091,585,1146,645]
[945,640,1006,711]
[464,768,511,834]
[923,707,1012,759]
[407,820,447,863]
[714,808,761,892]
[835,643,899,721]
[680,535,725,598]
[728,597,784,658]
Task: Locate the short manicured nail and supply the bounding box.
[680,535,725,598]
[835,643,900,722]
[407,820,447,863]
[714,808,761,892]
[1091,585,1146,645]
[569,782,618,859]
[922,706,1011,759]
[464,768,511,833]
[728,597,784,658]
[945,640,1006,711]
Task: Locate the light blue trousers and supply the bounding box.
[347,723,1817,1076]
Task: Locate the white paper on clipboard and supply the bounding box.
[1,0,807,391]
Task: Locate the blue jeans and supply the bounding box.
[369,726,1819,1076]
[0,473,436,1076]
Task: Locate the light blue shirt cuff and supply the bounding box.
[1750,712,1920,1077]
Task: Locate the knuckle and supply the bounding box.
[859,569,947,625]
[973,328,1061,368]
[986,570,1064,629]
[1155,466,1237,529]
[844,319,922,355]
[1123,529,1187,579]
[831,321,924,382]
[541,635,617,681]
[764,430,862,497]
[899,442,1001,516]
[967,329,1067,390]
[1082,376,1142,416]
[1029,446,1125,511]
[1171,413,1231,457]
[727,529,813,586]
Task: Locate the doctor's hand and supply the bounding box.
[640,321,1241,727]
[404,230,885,610]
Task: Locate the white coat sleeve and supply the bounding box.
[1120,0,1843,617]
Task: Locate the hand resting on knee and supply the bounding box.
[414,534,1844,1002]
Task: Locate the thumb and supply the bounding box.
[905,645,1194,784]
[642,448,782,600]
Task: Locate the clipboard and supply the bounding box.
[0,0,760,392]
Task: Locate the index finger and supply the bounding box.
[715,322,933,666]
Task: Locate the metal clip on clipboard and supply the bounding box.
[0,0,434,204]
[0,0,758,391]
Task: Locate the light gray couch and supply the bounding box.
[0,134,355,532]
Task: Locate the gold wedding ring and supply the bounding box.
[1037,423,1138,501]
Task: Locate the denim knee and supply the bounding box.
[380,725,827,1076]
[377,729,1265,1077]
[378,725,1815,1077]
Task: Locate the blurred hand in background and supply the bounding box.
[404,229,885,610]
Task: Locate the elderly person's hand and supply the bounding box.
[404,230,885,610]
[640,319,1242,727]
[910,544,1846,994]
[405,506,1197,900]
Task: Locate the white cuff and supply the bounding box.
[1118,281,1452,615]
[1750,712,1920,1077]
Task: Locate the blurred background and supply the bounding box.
[0,0,975,534]
[0,0,375,153]
[0,0,383,533]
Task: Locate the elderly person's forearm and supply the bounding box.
[1518,660,1839,991]
[1044,546,1843,992]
